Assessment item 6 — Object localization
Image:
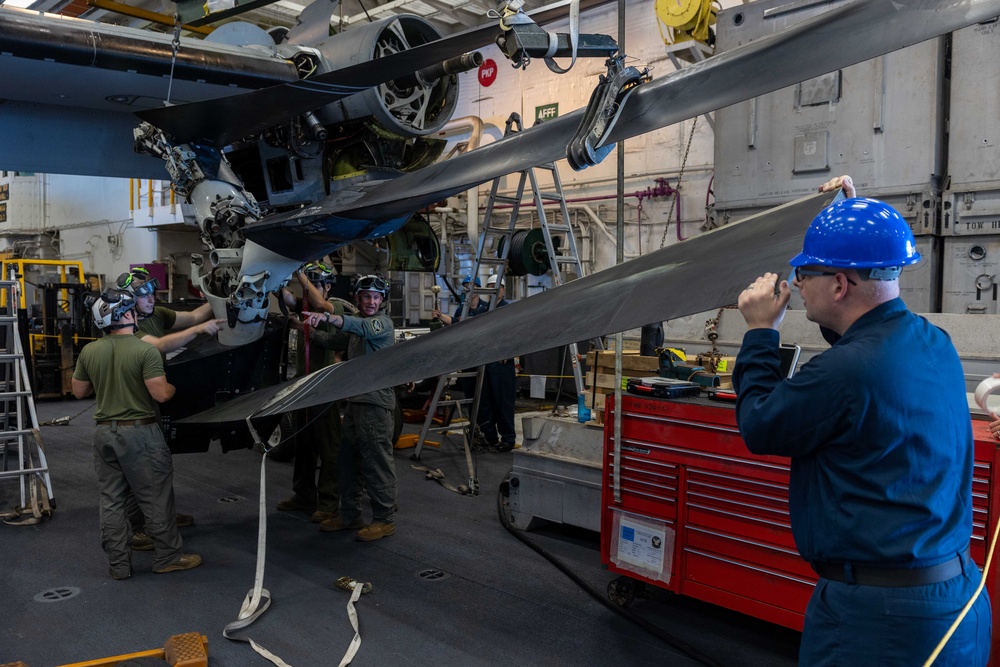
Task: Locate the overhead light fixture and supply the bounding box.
[3,0,38,7]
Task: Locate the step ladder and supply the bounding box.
[411,369,480,493]
[0,272,55,524]
[520,128,605,398]
[413,113,601,476]
[477,112,604,397]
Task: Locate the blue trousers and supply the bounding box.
[477,360,516,445]
[800,552,991,666]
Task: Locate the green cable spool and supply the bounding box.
[500,228,551,276]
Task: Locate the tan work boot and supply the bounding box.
[153,553,203,574]
[130,531,154,551]
[276,496,316,513]
[319,516,364,532]
[311,510,338,523]
[356,522,396,542]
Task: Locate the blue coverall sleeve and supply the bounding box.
[733,328,855,458]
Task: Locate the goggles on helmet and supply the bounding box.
[116,269,160,297]
[355,274,388,296]
[303,261,334,285]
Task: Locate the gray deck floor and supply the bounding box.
[2,398,800,666]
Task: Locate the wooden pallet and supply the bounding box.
[583,352,660,426]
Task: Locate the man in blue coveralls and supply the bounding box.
[431,274,489,426]
[734,196,991,665]
[477,273,517,452]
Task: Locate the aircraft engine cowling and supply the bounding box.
[314,15,465,138]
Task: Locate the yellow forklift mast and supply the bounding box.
[0,259,98,398]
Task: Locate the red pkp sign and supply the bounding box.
[478,59,497,87]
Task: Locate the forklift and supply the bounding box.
[0,259,98,398]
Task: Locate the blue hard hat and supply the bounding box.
[789,198,921,271]
[462,275,482,287]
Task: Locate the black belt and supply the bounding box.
[96,418,157,427]
[813,555,963,588]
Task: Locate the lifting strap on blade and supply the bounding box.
[544,0,579,73]
[223,414,371,666]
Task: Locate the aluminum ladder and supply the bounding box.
[411,114,537,490]
[414,112,599,471]
[520,131,604,397]
[410,369,480,494]
[477,111,603,396]
[0,271,55,524]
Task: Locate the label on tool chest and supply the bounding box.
[609,511,674,585]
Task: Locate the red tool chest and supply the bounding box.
[600,393,1000,660]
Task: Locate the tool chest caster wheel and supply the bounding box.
[608,576,640,608]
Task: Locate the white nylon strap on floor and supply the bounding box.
[338,583,365,667]
[410,464,466,494]
[223,452,290,666]
[221,450,368,667]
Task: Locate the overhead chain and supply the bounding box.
[659,116,699,249]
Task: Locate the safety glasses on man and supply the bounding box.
[793,267,858,286]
